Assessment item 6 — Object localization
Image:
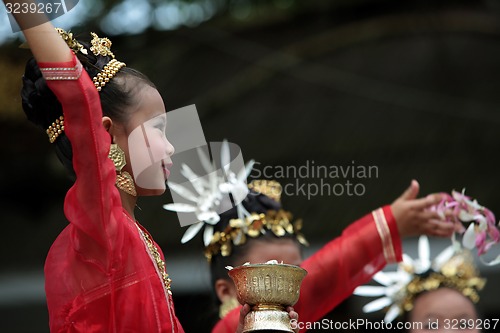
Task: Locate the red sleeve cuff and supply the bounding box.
[383,205,402,262]
[38,51,82,81]
[372,205,402,264]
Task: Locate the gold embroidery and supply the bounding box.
[136,225,173,295]
[124,213,172,296]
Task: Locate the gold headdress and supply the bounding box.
[90,32,114,58]
[46,29,126,143]
[162,141,309,261]
[46,116,64,144]
[55,28,87,55]
[401,251,485,312]
[354,236,486,322]
[204,204,309,262]
[88,32,126,92]
[248,179,283,202]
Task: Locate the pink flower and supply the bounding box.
[432,189,500,258]
[475,230,487,256]
[488,223,500,243]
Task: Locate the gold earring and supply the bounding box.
[219,297,239,319]
[108,143,137,196]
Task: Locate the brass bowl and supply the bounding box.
[228,263,307,332]
[228,263,307,307]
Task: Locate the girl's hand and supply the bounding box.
[392,180,454,238]
[236,305,299,333]
[287,306,299,333]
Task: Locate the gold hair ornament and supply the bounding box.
[47,29,126,143]
[90,32,114,58]
[354,236,486,322]
[55,28,88,55]
[248,179,282,203]
[400,251,485,313]
[88,32,126,91]
[46,116,64,144]
[204,207,309,262]
[93,58,126,92]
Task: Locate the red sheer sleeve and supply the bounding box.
[39,53,124,269]
[39,54,184,333]
[294,205,401,328]
[211,205,402,333]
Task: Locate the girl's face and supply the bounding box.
[408,288,479,333]
[115,85,175,196]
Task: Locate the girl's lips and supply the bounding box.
[162,162,172,178]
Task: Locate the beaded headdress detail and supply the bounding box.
[46,29,126,143]
[89,32,114,58]
[55,28,88,55]
[354,236,486,322]
[203,180,309,262]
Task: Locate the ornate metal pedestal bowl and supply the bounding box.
[228,263,307,332]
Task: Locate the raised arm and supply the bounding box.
[293,181,451,328]
[211,207,401,333]
[295,205,401,325]
[212,181,452,333]
[4,1,71,62]
[10,0,127,268]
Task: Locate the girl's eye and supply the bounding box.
[151,122,165,133]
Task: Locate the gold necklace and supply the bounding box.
[136,225,173,295]
[125,213,172,295]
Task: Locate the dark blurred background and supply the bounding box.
[2,0,500,332]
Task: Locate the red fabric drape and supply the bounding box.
[40,55,184,333]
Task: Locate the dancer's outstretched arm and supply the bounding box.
[4,0,70,62]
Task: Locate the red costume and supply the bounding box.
[39,54,184,333]
[212,206,402,333]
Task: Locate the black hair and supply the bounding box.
[21,36,156,177]
[209,191,299,298]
